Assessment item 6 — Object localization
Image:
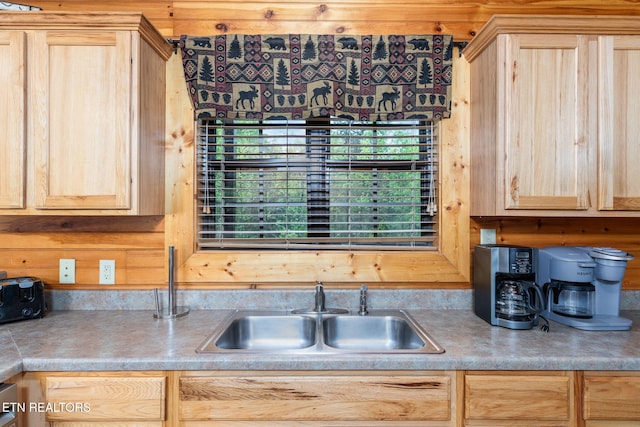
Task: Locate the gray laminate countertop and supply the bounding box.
[0,329,22,380]
[1,309,639,381]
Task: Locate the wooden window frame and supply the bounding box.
[164,51,469,288]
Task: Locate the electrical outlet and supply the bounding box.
[99,260,116,285]
[59,259,76,284]
[480,228,497,245]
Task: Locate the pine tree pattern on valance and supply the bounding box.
[180,34,453,121]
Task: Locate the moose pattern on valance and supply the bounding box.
[180,34,453,121]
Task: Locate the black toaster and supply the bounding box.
[0,276,46,324]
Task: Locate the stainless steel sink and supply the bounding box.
[197,309,444,354]
[214,314,317,350]
[322,315,429,351]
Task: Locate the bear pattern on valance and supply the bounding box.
[180,34,453,121]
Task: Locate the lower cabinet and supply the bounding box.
[177,370,457,426]
[463,371,576,427]
[24,371,167,426]
[582,371,640,426]
[17,369,640,426]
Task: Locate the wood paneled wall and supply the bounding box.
[0,216,166,289]
[2,0,640,289]
[22,0,640,41]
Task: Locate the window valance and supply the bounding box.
[180,34,453,121]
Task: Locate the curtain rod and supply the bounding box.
[168,39,179,54]
[166,38,467,55]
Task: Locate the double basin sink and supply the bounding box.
[197,309,444,354]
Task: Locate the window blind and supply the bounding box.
[197,119,438,250]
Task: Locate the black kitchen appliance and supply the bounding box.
[474,244,543,329]
[0,276,46,324]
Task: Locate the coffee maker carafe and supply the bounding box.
[547,281,595,318]
[474,245,542,329]
[537,246,634,331]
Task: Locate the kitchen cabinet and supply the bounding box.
[597,36,640,211]
[463,15,640,217]
[582,371,640,425]
[0,31,26,209]
[28,371,167,425]
[0,12,172,215]
[177,370,458,426]
[17,369,640,426]
[463,371,576,426]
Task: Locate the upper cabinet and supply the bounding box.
[464,15,640,217]
[598,36,640,211]
[0,31,26,209]
[0,12,172,215]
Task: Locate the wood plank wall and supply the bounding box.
[20,0,640,41]
[3,0,640,290]
[1,216,166,289]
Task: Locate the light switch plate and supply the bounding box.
[59,259,76,284]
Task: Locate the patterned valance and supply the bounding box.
[180,34,453,121]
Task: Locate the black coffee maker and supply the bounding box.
[474,244,543,329]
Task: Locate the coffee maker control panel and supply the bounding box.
[511,248,534,274]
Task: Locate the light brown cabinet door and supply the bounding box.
[464,371,574,426]
[179,372,454,424]
[597,36,640,211]
[502,34,589,211]
[45,375,166,422]
[49,422,162,426]
[584,372,640,422]
[0,31,26,209]
[31,30,132,210]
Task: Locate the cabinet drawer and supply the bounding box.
[584,374,640,420]
[50,423,162,427]
[180,373,452,422]
[465,373,570,421]
[45,375,166,421]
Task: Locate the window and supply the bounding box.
[196,118,438,250]
[167,48,468,286]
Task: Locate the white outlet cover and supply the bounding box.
[480,228,497,245]
[99,260,116,285]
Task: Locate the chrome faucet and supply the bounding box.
[291,281,348,314]
[358,285,369,315]
[314,281,326,312]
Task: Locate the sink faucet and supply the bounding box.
[291,281,348,314]
[314,281,326,312]
[359,285,369,315]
